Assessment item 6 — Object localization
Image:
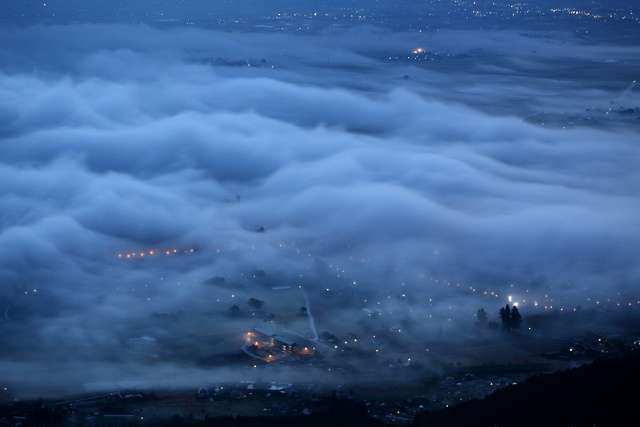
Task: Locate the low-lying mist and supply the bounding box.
[1,24,639,397]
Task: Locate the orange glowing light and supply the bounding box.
[149,251,154,255]
[127,254,130,258]
[166,251,170,254]
[118,254,122,258]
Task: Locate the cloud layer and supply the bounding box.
[1,24,639,396]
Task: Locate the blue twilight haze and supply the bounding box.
[0,0,639,396]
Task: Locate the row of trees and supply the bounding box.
[499,304,522,329]
[476,304,522,330]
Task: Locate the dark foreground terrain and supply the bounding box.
[2,350,639,426]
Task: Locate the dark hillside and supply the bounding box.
[414,351,640,427]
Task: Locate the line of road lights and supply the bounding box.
[465,277,637,312]
[116,247,640,312]
[119,240,305,260]
[118,249,194,259]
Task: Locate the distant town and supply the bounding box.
[3,1,639,38]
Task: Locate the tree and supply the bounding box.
[509,305,522,329]
[300,306,308,316]
[229,304,240,316]
[499,304,512,329]
[476,308,488,325]
[247,298,264,309]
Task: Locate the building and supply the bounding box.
[251,328,299,355]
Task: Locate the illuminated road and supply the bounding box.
[300,287,318,341]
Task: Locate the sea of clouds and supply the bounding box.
[1,24,639,396]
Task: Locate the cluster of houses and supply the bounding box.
[196,381,306,402]
[544,332,640,360]
[427,374,515,408]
